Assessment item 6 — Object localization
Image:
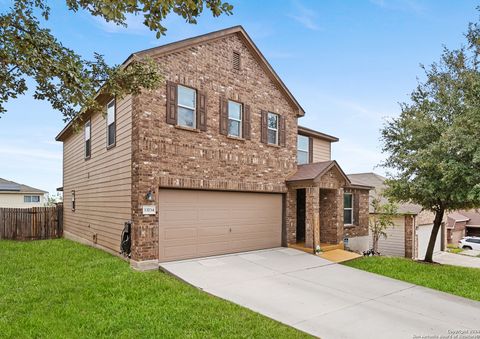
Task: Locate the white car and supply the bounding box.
[458,236,480,250]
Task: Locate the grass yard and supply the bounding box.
[0,239,310,338]
[344,256,480,302]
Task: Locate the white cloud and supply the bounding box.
[93,13,150,35]
[333,138,386,175]
[288,1,321,31]
[0,146,61,161]
[369,0,425,13]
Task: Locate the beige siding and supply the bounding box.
[369,216,405,257]
[0,193,46,208]
[62,95,132,252]
[312,137,331,162]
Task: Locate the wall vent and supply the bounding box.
[233,51,241,70]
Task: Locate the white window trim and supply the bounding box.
[84,120,91,159]
[107,99,116,147]
[24,195,40,203]
[177,85,196,128]
[267,112,279,145]
[344,193,353,225]
[297,135,309,164]
[228,100,243,137]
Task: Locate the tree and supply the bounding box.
[0,0,233,121]
[369,192,397,254]
[381,13,480,262]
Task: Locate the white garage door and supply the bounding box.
[369,216,405,257]
[417,224,441,260]
[158,189,282,262]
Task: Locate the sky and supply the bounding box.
[0,0,478,195]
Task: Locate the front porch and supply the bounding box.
[285,161,371,257]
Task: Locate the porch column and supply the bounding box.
[286,187,297,245]
[305,187,320,249]
[335,187,344,244]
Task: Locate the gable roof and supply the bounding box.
[56,26,305,141]
[298,126,339,142]
[0,178,47,194]
[347,172,422,215]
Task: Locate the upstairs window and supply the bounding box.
[107,99,116,148]
[267,112,279,145]
[177,85,196,128]
[344,193,353,225]
[84,120,91,159]
[24,195,40,203]
[228,100,243,137]
[297,135,310,165]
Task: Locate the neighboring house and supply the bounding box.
[0,178,47,208]
[347,173,445,259]
[55,26,372,269]
[447,210,480,244]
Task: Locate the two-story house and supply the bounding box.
[56,26,372,269]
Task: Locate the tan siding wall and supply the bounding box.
[0,193,46,208]
[62,95,132,252]
[312,137,331,162]
[369,216,405,257]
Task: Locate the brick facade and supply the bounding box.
[131,33,299,261]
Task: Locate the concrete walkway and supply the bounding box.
[434,251,480,269]
[160,248,480,339]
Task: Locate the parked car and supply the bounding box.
[458,236,480,250]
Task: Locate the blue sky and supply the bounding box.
[0,0,477,195]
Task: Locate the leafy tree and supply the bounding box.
[369,192,397,254]
[0,0,233,121]
[381,14,480,262]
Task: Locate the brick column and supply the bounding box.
[286,188,297,245]
[404,215,414,259]
[335,187,344,244]
[305,187,320,248]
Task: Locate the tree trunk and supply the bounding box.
[424,208,444,263]
[373,234,379,253]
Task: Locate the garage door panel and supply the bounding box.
[163,227,197,240]
[159,190,282,262]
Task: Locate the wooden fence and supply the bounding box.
[0,205,63,240]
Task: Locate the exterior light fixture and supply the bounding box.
[145,189,154,202]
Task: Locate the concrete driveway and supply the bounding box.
[434,251,480,269]
[160,248,480,339]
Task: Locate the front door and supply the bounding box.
[296,189,306,243]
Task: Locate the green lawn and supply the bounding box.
[0,239,309,338]
[344,256,480,301]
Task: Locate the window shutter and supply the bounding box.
[353,192,360,225]
[243,104,251,140]
[260,110,268,144]
[308,137,313,163]
[219,97,228,135]
[197,91,207,131]
[166,81,177,125]
[279,115,286,147]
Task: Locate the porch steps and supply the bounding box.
[319,249,362,263]
[288,242,345,254]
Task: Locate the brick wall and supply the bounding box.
[343,188,369,239]
[131,33,299,261]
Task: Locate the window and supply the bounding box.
[233,51,241,70]
[466,238,480,244]
[344,193,353,225]
[297,135,310,165]
[267,112,279,145]
[24,195,40,203]
[228,100,243,137]
[71,190,75,211]
[84,120,91,159]
[177,85,196,128]
[107,99,116,147]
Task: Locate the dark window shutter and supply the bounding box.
[353,192,360,225]
[279,115,286,147]
[260,110,268,143]
[219,97,228,135]
[197,91,207,131]
[308,137,313,163]
[243,104,251,140]
[166,81,177,125]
